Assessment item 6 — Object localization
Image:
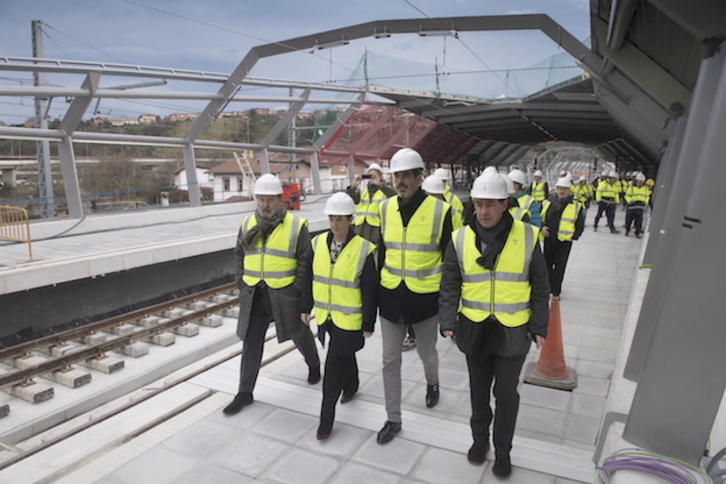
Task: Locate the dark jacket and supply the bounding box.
[544,194,585,241]
[378,187,453,324]
[439,214,550,357]
[234,213,311,343]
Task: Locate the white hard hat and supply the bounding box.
[608,171,619,179]
[533,170,543,178]
[602,170,609,177]
[508,169,527,186]
[254,173,283,195]
[555,177,572,188]
[389,148,425,173]
[323,192,356,215]
[501,174,515,196]
[421,175,445,194]
[635,173,646,182]
[471,170,509,199]
[368,162,383,174]
[579,176,588,182]
[433,167,449,180]
[559,171,568,177]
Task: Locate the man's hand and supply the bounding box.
[529,333,545,350]
[541,226,550,238]
[300,313,311,325]
[442,330,454,338]
[351,176,363,188]
[363,331,372,338]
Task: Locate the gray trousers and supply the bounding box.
[380,314,440,422]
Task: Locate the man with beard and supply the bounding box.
[223,173,321,415]
[375,148,453,444]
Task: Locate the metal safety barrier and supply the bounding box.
[0,205,35,262]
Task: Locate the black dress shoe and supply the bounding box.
[376,421,401,444]
[308,365,321,384]
[467,441,489,464]
[492,453,512,477]
[340,393,355,404]
[223,392,253,415]
[425,383,440,408]
[316,432,330,440]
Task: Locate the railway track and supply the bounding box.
[0,280,311,470]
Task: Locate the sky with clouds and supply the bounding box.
[0,0,590,124]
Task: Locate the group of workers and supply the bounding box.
[221,148,652,479]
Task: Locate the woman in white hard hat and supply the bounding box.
[541,177,585,299]
[345,162,397,243]
[301,192,377,440]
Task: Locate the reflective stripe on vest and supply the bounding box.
[452,222,538,327]
[531,180,546,201]
[509,206,528,221]
[311,233,375,330]
[355,188,387,227]
[626,185,650,205]
[596,181,620,203]
[241,213,304,288]
[541,200,579,242]
[380,195,446,293]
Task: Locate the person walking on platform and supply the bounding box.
[594,171,621,234]
[572,176,593,226]
[433,167,465,221]
[301,192,377,440]
[439,169,550,477]
[624,173,651,238]
[529,170,548,203]
[376,148,453,444]
[346,163,396,243]
[541,177,585,299]
[508,169,541,227]
[224,174,321,415]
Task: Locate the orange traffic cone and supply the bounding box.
[523,297,577,390]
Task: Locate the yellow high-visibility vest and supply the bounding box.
[380,196,447,294]
[452,221,539,327]
[311,233,375,330]
[240,213,305,289]
[625,185,651,205]
[596,181,621,203]
[355,187,387,227]
[531,180,547,202]
[541,200,580,242]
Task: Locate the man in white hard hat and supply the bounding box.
[423,175,463,230]
[540,177,585,299]
[346,162,396,243]
[529,170,548,203]
[433,167,465,220]
[572,176,594,226]
[439,169,549,477]
[624,173,651,238]
[376,148,454,444]
[594,171,621,234]
[224,173,321,415]
[301,192,377,439]
[508,169,541,227]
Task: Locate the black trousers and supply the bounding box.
[466,350,528,455]
[543,238,573,297]
[318,328,360,434]
[625,208,644,234]
[238,286,319,393]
